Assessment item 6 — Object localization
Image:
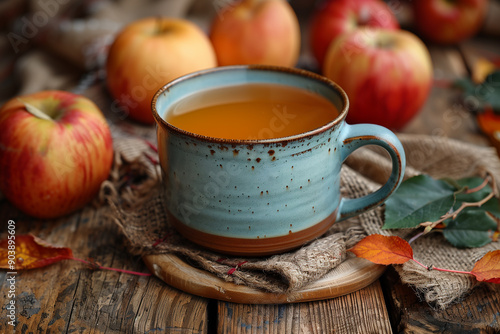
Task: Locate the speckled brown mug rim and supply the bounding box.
[151,65,349,144]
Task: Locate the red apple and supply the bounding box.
[309,0,399,67]
[0,90,113,219]
[106,17,217,124]
[209,0,300,67]
[323,28,433,130]
[413,0,488,44]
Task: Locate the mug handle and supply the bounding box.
[337,123,406,221]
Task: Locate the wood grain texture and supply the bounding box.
[0,203,209,333]
[217,280,392,334]
[382,267,500,334]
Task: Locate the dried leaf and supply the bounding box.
[0,234,73,270]
[348,234,413,265]
[17,98,53,121]
[471,250,500,284]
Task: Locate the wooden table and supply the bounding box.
[1,35,500,334]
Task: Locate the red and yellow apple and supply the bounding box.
[323,28,433,130]
[309,0,399,67]
[0,90,113,219]
[209,0,300,67]
[106,17,217,124]
[412,0,488,44]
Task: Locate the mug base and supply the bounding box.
[167,210,338,256]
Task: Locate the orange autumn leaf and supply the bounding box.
[348,234,413,265]
[470,250,500,284]
[477,107,500,136]
[0,234,73,270]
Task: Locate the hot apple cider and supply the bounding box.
[166,83,339,140]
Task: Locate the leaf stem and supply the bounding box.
[408,232,424,245]
[71,257,152,276]
[411,259,472,275]
[451,191,495,220]
[420,172,497,231]
[464,175,490,194]
[411,258,428,269]
[431,267,472,275]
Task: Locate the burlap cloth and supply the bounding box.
[100,133,500,309]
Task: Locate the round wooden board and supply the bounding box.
[143,253,386,304]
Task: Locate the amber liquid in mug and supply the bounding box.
[166,83,339,140]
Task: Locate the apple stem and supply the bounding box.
[156,16,162,34]
[156,16,171,34]
[18,98,53,121]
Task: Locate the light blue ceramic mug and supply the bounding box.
[152,66,405,256]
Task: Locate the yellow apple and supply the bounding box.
[106,17,217,124]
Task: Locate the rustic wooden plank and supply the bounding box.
[217,280,392,334]
[0,202,209,333]
[381,267,500,333]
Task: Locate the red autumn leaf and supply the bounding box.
[348,234,414,265]
[470,250,500,284]
[0,234,73,270]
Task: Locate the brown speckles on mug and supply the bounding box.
[153,66,405,256]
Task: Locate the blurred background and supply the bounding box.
[0,0,499,125]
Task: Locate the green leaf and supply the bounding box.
[443,211,497,248]
[454,70,500,112]
[383,175,456,229]
[18,98,53,121]
[452,177,491,202]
